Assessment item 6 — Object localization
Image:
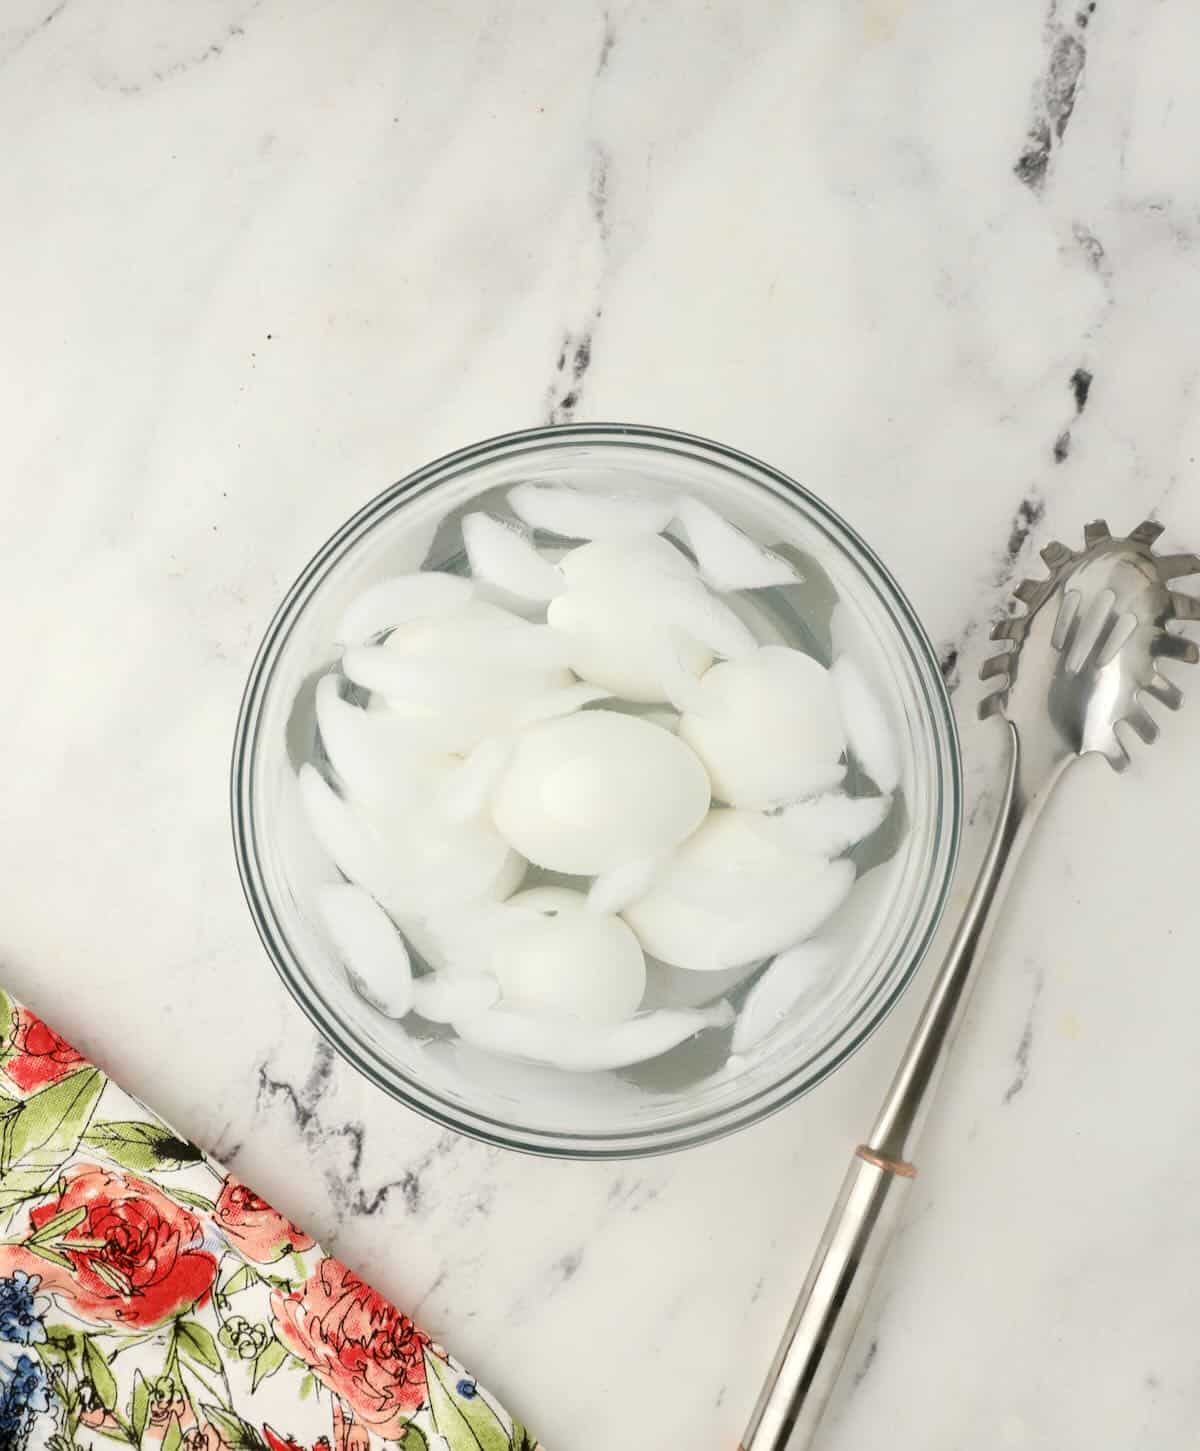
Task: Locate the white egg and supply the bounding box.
[510,484,675,541]
[451,1000,734,1072]
[462,512,566,602]
[623,809,856,970]
[492,710,711,874]
[672,495,801,591]
[335,571,473,647]
[317,884,413,1018]
[678,646,846,807]
[488,887,646,1024]
[831,655,901,793]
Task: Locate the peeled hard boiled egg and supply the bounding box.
[678,646,845,807]
[492,710,711,874]
[489,887,646,1023]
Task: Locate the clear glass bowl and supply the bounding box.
[232,424,961,1158]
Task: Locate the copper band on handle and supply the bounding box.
[854,1144,917,1178]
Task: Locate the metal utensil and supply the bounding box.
[740,518,1199,1451]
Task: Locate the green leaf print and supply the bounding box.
[81,1120,203,1175]
[24,1243,75,1272]
[509,1420,538,1451]
[176,1319,223,1373]
[161,1419,183,1451]
[27,1204,87,1245]
[400,1429,429,1451]
[198,1405,269,1451]
[425,1350,512,1451]
[164,1186,216,1213]
[130,1370,151,1442]
[82,1335,119,1412]
[249,1337,288,1391]
[0,989,13,1060]
[217,1263,256,1301]
[0,1068,103,1209]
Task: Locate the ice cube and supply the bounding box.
[374,604,575,748]
[831,655,900,793]
[657,578,759,660]
[508,483,674,540]
[673,496,801,591]
[364,800,518,910]
[623,813,854,970]
[641,957,760,1011]
[437,735,516,823]
[298,765,412,914]
[335,571,473,646]
[510,682,612,727]
[731,940,835,1054]
[760,792,892,857]
[317,883,413,1018]
[559,535,698,589]
[462,512,566,602]
[587,855,665,915]
[547,588,713,702]
[315,676,454,808]
[451,1000,733,1071]
[411,973,501,1022]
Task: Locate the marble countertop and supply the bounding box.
[6,1,1200,1446]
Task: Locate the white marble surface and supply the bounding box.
[4,1,1200,1446]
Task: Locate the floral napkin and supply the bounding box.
[0,991,541,1451]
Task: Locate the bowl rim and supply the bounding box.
[231,421,962,1159]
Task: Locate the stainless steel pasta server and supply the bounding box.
[740,518,1200,1451]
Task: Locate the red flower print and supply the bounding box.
[271,1257,430,1436]
[4,1007,86,1092]
[263,1430,332,1451]
[213,1176,315,1264]
[183,1428,230,1451]
[24,1165,217,1328]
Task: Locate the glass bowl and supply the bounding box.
[232,424,961,1158]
